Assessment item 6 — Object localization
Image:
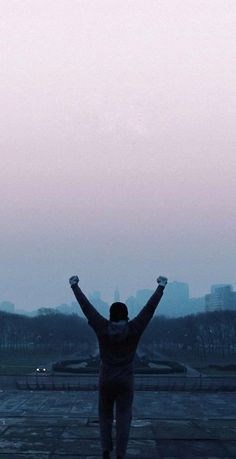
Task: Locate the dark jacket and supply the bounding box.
[71,284,164,382]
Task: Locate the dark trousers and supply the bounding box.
[99,379,134,458]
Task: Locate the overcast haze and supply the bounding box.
[1,0,236,310]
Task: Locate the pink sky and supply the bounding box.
[1,0,236,309]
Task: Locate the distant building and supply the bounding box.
[136,289,154,306]
[211,284,231,294]
[0,301,15,313]
[126,295,139,319]
[125,282,191,318]
[126,289,154,318]
[157,281,189,317]
[205,284,236,312]
[188,296,205,314]
[125,281,236,318]
[89,291,109,318]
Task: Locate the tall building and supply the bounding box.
[211,284,231,294]
[157,281,190,317]
[89,291,109,318]
[136,289,154,307]
[205,284,235,312]
[126,282,191,318]
[126,296,137,319]
[126,289,154,318]
[188,296,205,314]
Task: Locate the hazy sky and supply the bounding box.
[1,0,236,310]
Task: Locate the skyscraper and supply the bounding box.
[205,285,235,312]
[157,281,190,317]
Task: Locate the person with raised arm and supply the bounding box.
[69,275,168,459]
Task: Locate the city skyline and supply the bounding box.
[1,280,235,318]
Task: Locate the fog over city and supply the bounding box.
[1,1,236,310]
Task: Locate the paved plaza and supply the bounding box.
[0,390,235,458]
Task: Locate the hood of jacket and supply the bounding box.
[108,320,129,341]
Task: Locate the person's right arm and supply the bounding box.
[69,276,107,333]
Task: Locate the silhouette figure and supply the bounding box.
[69,275,168,459]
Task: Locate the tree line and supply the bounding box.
[0,309,235,360]
[0,310,96,355]
[142,310,236,360]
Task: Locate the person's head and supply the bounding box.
[109,302,129,322]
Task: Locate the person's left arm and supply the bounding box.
[130,276,167,336]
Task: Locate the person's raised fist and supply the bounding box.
[69,275,79,286]
[157,276,168,287]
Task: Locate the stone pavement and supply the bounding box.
[0,390,235,458]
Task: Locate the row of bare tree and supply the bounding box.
[0,310,95,354]
[142,310,236,360]
[0,309,235,359]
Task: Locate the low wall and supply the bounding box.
[0,374,236,391]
